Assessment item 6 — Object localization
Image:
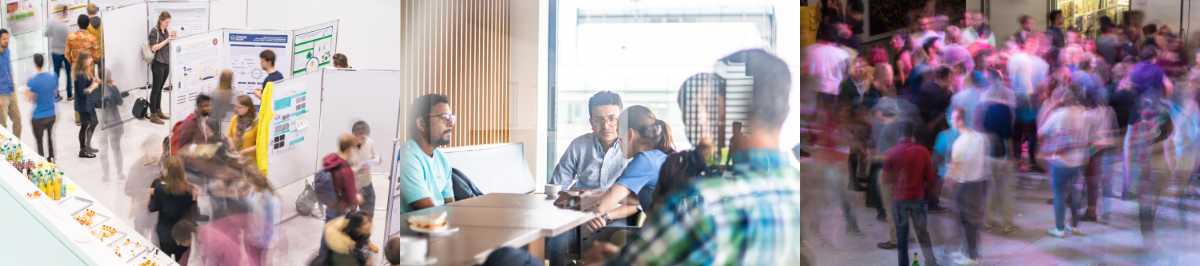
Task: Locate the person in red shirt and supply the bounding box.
[882,122,939,266]
[321,133,362,220]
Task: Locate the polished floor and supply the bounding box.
[15,89,389,265]
[802,159,1200,266]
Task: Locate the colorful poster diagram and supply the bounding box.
[291,21,338,77]
[6,0,42,35]
[227,31,291,100]
[269,89,309,153]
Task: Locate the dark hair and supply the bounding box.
[898,121,918,139]
[259,50,276,66]
[385,237,403,265]
[623,105,675,154]
[817,22,841,42]
[973,49,993,71]
[32,53,44,68]
[1047,10,1063,24]
[195,94,211,107]
[333,53,349,68]
[171,220,196,245]
[342,211,371,251]
[409,93,450,140]
[76,15,89,30]
[352,120,370,136]
[89,16,101,28]
[0,29,8,38]
[1019,15,1032,25]
[587,91,623,118]
[935,66,953,81]
[922,37,940,55]
[977,24,991,38]
[722,49,792,130]
[1143,23,1157,35]
[1139,46,1157,61]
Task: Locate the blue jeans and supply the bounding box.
[51,53,72,98]
[483,247,541,266]
[1051,164,1083,230]
[894,200,938,266]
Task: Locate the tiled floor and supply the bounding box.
[19,92,390,265]
[802,160,1200,265]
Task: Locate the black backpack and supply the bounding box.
[451,168,483,200]
[314,163,345,207]
[131,97,149,119]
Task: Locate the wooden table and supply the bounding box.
[448,193,561,210]
[396,223,541,266]
[392,194,599,265]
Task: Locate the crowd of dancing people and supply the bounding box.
[803,6,1199,266]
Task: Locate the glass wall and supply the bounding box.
[550,0,799,166]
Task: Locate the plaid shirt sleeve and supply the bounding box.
[608,186,707,266]
[608,169,802,265]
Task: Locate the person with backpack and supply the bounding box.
[170,94,217,156]
[319,133,361,220]
[25,54,57,161]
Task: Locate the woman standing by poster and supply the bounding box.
[148,11,176,125]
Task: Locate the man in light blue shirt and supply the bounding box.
[398,94,456,213]
[550,91,627,191]
[0,29,19,137]
[547,91,627,266]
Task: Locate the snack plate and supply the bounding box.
[58,196,93,215]
[111,236,148,263]
[90,225,126,246]
[72,208,109,228]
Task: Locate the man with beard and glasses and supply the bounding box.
[398,94,457,213]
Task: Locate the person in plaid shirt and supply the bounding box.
[579,49,800,265]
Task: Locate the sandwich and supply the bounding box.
[409,212,448,231]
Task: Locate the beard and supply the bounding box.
[430,130,452,146]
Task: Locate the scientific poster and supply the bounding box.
[258,74,322,186]
[147,1,209,38]
[226,30,291,100]
[48,0,87,28]
[291,21,338,77]
[6,0,41,34]
[168,30,224,123]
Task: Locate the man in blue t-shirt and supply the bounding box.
[398,94,456,213]
[253,49,284,100]
[26,53,58,160]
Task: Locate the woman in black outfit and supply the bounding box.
[149,156,197,262]
[73,52,98,158]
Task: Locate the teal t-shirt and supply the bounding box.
[398,139,454,213]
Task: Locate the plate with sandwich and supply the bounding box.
[407,212,459,236]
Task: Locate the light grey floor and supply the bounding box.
[15,89,390,265]
[802,160,1200,266]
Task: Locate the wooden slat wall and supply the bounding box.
[399,0,511,146]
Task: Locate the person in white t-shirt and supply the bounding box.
[945,108,991,265]
[805,22,852,101]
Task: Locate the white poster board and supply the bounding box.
[100,2,149,94]
[264,73,322,186]
[225,29,290,99]
[7,0,42,34]
[48,0,86,27]
[167,30,223,123]
[313,69,401,177]
[290,20,337,77]
[146,1,208,38]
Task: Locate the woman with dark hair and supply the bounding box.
[582,105,674,233]
[73,52,98,158]
[148,11,175,124]
[317,210,378,266]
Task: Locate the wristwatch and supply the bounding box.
[600,211,610,221]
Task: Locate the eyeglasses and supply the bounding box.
[590,115,618,125]
[429,113,457,124]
